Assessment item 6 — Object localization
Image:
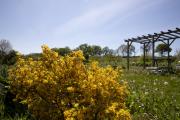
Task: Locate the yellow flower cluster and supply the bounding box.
[9,45,131,120]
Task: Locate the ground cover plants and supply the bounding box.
[123,70,180,120]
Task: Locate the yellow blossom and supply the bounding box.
[67,87,75,92]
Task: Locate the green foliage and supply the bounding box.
[0,65,8,79]
[156,43,172,56]
[0,50,17,65]
[0,65,9,118]
[51,47,71,56]
[0,114,29,120]
[175,49,180,61]
[90,55,125,68]
[135,55,152,67]
[76,43,104,57]
[25,53,42,60]
[0,65,29,119]
[91,45,102,56]
[102,46,113,56]
[0,83,6,117]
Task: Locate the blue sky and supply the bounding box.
[0,0,180,54]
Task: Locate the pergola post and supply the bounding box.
[127,41,130,70]
[167,40,170,72]
[152,38,155,67]
[143,43,146,69]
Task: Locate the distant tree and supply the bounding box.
[0,39,12,55]
[140,43,152,56]
[76,44,92,60]
[117,44,135,57]
[0,39,15,65]
[175,49,180,61]
[2,50,17,65]
[108,49,114,56]
[91,45,102,56]
[102,47,114,56]
[76,44,91,54]
[52,47,71,56]
[117,44,126,56]
[155,43,172,56]
[102,47,109,55]
[26,53,42,60]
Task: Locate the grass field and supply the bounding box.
[122,69,180,120]
[91,56,180,119]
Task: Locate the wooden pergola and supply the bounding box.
[125,28,180,71]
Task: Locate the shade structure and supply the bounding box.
[124,28,180,71]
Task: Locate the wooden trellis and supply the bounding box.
[124,28,180,71]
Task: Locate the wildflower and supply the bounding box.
[43,80,48,84]
[153,82,156,85]
[132,91,136,94]
[164,81,168,85]
[67,86,75,92]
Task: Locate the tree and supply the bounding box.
[0,39,15,65]
[9,45,131,120]
[52,47,71,56]
[76,44,92,60]
[102,46,113,56]
[26,53,42,60]
[155,43,172,56]
[175,49,180,61]
[76,44,91,54]
[91,45,102,56]
[140,43,152,56]
[117,44,135,57]
[0,39,12,55]
[2,50,17,65]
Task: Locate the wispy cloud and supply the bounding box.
[48,0,166,49]
[52,0,148,37]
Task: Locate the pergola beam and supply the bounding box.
[169,39,175,46]
[125,28,180,43]
[168,33,180,37]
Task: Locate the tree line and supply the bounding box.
[0,39,178,64]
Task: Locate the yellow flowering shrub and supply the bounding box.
[9,45,131,120]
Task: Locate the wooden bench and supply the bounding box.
[146,67,163,74]
[176,64,180,70]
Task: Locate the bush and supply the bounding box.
[9,45,131,120]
